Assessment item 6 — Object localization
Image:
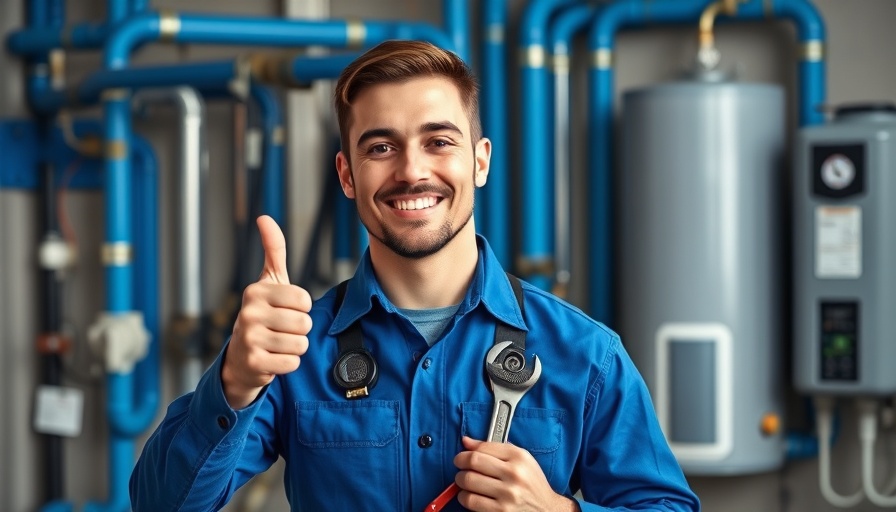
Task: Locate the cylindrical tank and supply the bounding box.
[618,72,785,475]
[793,103,896,396]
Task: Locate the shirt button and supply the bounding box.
[418,434,433,448]
[422,358,432,370]
[217,416,230,429]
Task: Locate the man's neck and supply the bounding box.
[369,226,479,309]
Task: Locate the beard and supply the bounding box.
[371,204,474,259]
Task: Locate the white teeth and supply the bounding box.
[395,197,436,210]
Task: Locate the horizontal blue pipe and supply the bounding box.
[26,52,364,114]
[479,0,509,267]
[104,12,455,69]
[519,0,578,292]
[6,23,108,57]
[291,53,359,85]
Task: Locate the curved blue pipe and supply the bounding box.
[586,0,826,322]
[479,0,509,267]
[519,0,578,291]
[250,84,285,226]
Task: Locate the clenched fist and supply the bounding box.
[222,215,313,409]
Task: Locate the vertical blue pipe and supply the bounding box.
[250,84,285,226]
[83,93,134,512]
[771,0,826,126]
[519,0,577,291]
[480,0,509,267]
[443,0,470,63]
[107,137,160,437]
[107,0,129,25]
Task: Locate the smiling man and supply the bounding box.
[130,40,700,512]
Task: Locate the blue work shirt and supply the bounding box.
[130,237,700,511]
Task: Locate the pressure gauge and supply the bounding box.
[820,154,856,190]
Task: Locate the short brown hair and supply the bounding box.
[333,40,482,160]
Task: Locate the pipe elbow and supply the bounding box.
[104,11,161,69]
[774,0,826,41]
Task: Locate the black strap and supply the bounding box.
[495,273,526,350]
[334,280,363,355]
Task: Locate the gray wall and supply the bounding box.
[2,1,896,511]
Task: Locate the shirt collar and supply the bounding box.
[328,235,527,336]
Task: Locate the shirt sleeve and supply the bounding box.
[129,348,279,512]
[577,334,701,511]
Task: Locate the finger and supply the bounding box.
[244,282,313,312]
[462,436,515,461]
[257,215,290,284]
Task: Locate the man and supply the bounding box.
[130,40,700,511]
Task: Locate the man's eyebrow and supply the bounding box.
[421,121,463,136]
[356,127,399,148]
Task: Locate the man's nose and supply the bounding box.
[394,148,431,182]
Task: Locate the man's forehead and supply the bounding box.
[347,79,470,141]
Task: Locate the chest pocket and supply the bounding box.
[293,400,401,510]
[460,402,565,485]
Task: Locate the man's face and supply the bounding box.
[336,76,490,259]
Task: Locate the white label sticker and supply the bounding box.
[816,206,862,279]
[34,385,84,437]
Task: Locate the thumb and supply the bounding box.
[257,215,290,284]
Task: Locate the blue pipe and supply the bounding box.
[130,0,151,16]
[102,12,454,70]
[479,0,510,267]
[519,0,578,291]
[27,53,366,114]
[249,84,285,226]
[586,0,826,322]
[9,13,455,62]
[443,0,470,63]
[291,53,359,85]
[107,0,129,26]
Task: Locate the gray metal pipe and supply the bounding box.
[132,86,207,392]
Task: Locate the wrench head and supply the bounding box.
[485,340,542,390]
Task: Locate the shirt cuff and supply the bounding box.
[188,348,268,444]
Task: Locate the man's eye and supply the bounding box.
[370,144,390,154]
[431,139,450,148]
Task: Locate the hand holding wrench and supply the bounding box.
[425,341,542,511]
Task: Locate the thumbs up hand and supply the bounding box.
[222,215,313,409]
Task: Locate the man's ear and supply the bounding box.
[474,137,492,188]
[335,151,355,199]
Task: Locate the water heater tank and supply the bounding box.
[618,73,785,475]
[793,103,896,396]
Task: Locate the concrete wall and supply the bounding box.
[2,1,896,511]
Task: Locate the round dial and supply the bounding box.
[820,154,856,190]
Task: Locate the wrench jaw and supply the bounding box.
[485,340,543,390]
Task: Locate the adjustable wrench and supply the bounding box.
[425,341,542,511]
